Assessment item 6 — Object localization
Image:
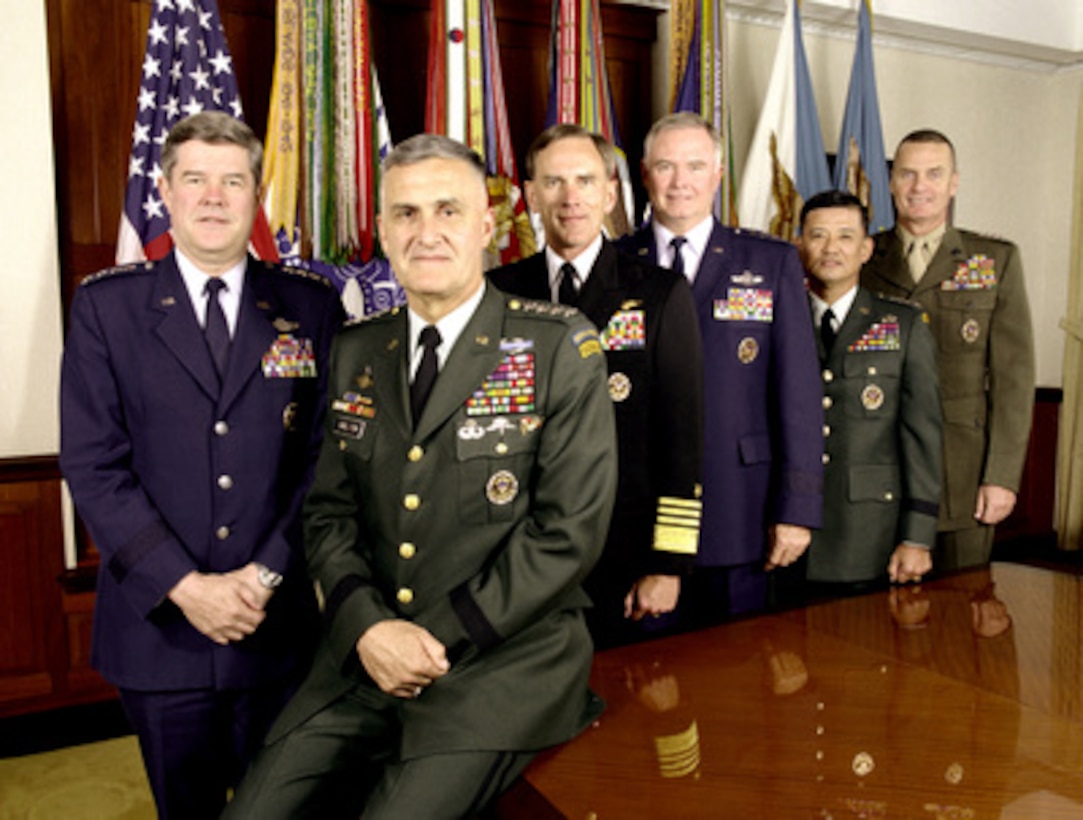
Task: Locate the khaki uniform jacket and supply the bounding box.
[267,285,617,759]
[861,227,1034,531]
[809,288,942,582]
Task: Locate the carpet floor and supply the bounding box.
[0,734,153,819]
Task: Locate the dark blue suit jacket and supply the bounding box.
[61,252,344,691]
[622,221,823,567]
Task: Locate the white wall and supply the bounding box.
[0,2,64,457]
[653,7,1082,388]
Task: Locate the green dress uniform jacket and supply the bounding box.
[266,285,618,760]
[861,227,1034,532]
[810,288,942,582]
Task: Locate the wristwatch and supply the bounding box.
[255,563,284,590]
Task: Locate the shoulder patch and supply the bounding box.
[571,327,603,359]
[79,262,153,287]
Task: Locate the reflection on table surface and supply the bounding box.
[500,563,1083,819]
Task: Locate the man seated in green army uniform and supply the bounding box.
[224,134,618,819]
[788,190,942,594]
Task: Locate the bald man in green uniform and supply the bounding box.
[862,129,1035,570]
[225,134,617,819]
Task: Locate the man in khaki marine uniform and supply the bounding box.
[862,129,1034,569]
[225,134,618,818]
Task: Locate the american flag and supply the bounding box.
[117,0,274,263]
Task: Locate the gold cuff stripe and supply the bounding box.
[657,497,703,511]
[653,524,699,555]
[656,514,700,528]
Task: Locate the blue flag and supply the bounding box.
[834,0,893,232]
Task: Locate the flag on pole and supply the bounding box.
[737,0,830,240]
[117,0,277,264]
[545,0,634,237]
[426,0,536,267]
[261,0,400,318]
[834,0,893,233]
[671,0,737,226]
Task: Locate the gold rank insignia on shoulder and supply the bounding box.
[515,298,577,318]
[79,262,145,286]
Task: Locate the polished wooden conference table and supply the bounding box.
[497,563,1083,819]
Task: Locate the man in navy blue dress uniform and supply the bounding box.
[490,124,703,646]
[60,112,344,819]
[622,112,823,619]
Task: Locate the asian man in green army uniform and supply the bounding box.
[793,190,942,591]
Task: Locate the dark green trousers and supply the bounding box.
[222,685,534,820]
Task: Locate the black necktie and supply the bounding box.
[557,263,579,306]
[203,278,230,377]
[820,308,837,356]
[669,236,687,277]
[411,325,441,426]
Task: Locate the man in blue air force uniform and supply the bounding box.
[621,113,823,618]
[60,112,345,819]
[225,134,617,818]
